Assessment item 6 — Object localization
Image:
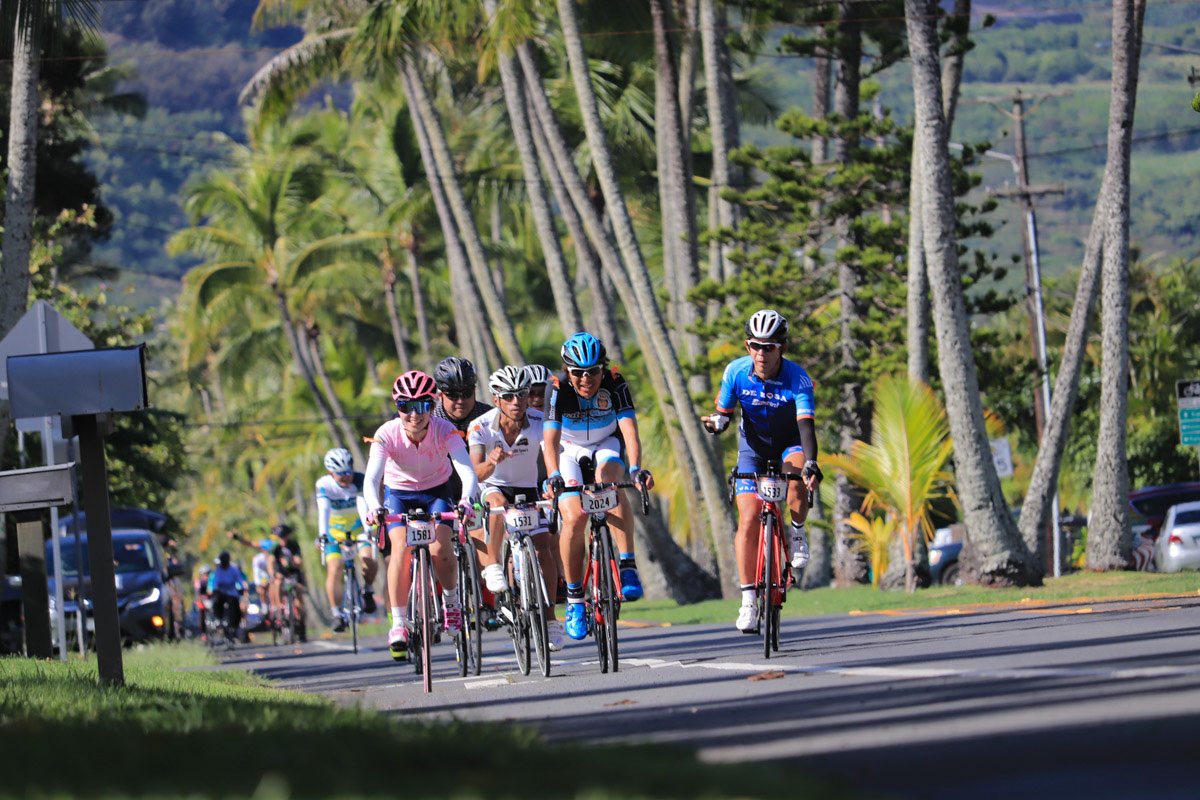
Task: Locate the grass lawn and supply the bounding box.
[0,642,847,799]
[624,571,1200,626]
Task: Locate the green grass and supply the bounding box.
[1,642,848,799]
[625,571,1200,626]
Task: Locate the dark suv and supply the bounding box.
[1128,483,1200,539]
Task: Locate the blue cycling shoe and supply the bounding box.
[620,567,644,601]
[565,602,588,640]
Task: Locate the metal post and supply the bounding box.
[16,510,52,658]
[67,436,86,655]
[75,414,123,686]
[36,301,68,659]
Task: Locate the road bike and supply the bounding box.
[728,460,808,658]
[452,512,485,677]
[378,507,467,693]
[319,532,376,655]
[490,495,555,677]
[553,457,650,674]
[275,574,304,646]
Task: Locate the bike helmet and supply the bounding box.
[561,332,607,368]
[270,523,294,538]
[199,564,211,575]
[433,357,477,394]
[489,365,531,395]
[323,447,353,474]
[217,551,231,564]
[260,538,275,551]
[392,370,437,401]
[745,309,789,342]
[522,364,553,386]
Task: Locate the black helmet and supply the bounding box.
[434,357,477,394]
[217,550,230,564]
[270,524,293,538]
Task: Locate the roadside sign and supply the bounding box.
[1179,379,1200,446]
[990,437,1014,479]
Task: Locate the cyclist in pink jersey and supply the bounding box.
[364,370,480,662]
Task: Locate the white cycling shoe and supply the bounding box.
[482,563,509,594]
[735,601,757,633]
[547,620,565,651]
[790,530,810,570]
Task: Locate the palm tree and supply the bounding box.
[700,0,740,287]
[1019,0,1147,568]
[825,375,956,592]
[904,0,1039,586]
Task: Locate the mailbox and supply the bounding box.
[7,345,148,420]
[0,463,76,512]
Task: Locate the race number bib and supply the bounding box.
[756,476,787,503]
[406,518,435,547]
[582,487,618,515]
[504,508,537,532]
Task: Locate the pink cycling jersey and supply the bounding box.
[370,416,465,491]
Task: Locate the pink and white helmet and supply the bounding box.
[392,370,437,401]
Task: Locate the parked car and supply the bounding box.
[46,529,186,647]
[929,527,963,586]
[1152,501,1200,573]
[1128,483,1200,538]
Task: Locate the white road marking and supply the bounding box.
[465,677,513,689]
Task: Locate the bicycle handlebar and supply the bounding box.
[727,470,814,506]
[550,479,651,520]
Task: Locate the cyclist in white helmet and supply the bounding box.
[469,366,563,650]
[521,364,554,412]
[316,447,377,631]
[702,309,823,633]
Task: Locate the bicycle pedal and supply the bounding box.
[741,628,760,636]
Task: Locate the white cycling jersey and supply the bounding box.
[467,408,544,489]
[315,472,369,539]
[251,551,270,585]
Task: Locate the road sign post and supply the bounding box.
[1178,380,1200,479]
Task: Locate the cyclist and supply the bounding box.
[522,364,554,412]
[544,332,654,641]
[364,370,481,661]
[193,564,213,637]
[316,447,378,632]
[469,366,564,651]
[267,526,307,642]
[432,356,493,441]
[207,551,247,637]
[701,309,823,632]
[252,537,276,616]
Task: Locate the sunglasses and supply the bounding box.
[396,398,434,414]
[442,390,473,401]
[497,389,530,401]
[746,340,782,352]
[567,366,603,378]
[334,470,353,478]
[528,385,546,395]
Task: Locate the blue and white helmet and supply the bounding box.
[323,447,353,474]
[561,333,607,368]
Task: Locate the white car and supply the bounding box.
[1152,501,1200,573]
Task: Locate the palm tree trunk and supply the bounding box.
[941,0,971,132]
[405,237,434,369]
[812,48,832,164]
[489,188,507,304]
[305,323,366,465]
[487,1,585,337]
[1,21,39,340]
[401,58,523,365]
[677,0,700,138]
[402,66,501,372]
[1088,0,1147,571]
[276,294,341,444]
[907,150,931,383]
[381,249,412,372]
[701,0,741,289]
[522,33,739,595]
[905,0,1040,587]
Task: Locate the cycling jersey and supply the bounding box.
[433,399,493,440]
[207,565,246,597]
[369,416,466,491]
[251,552,270,585]
[315,472,368,539]
[715,356,815,455]
[544,370,635,446]
[468,408,545,488]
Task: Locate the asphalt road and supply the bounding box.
[228,594,1200,799]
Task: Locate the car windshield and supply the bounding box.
[46,537,158,577]
[1174,510,1200,526]
[1132,490,1200,519]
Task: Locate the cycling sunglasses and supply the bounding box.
[441,390,474,401]
[746,339,782,352]
[567,366,603,378]
[334,470,353,478]
[497,389,530,401]
[396,397,435,414]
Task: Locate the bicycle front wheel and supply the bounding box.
[416,547,434,693]
[460,539,484,676]
[523,539,550,678]
[598,527,620,673]
[761,513,775,660]
[345,569,360,655]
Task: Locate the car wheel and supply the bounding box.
[940,562,963,586]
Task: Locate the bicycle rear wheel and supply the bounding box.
[761,513,775,660]
[598,527,620,673]
[416,548,434,692]
[345,569,360,655]
[523,539,550,678]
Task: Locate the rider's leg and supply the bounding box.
[430,525,458,591]
[599,458,634,554]
[783,447,811,568]
[325,554,343,612]
[480,490,509,593]
[532,528,559,619]
[386,529,411,622]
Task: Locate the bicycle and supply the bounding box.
[452,513,485,677]
[728,460,808,658]
[490,495,555,677]
[276,574,304,646]
[319,532,376,655]
[552,457,651,674]
[377,507,467,693]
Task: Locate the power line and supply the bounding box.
[1026,125,1200,159]
[180,412,387,430]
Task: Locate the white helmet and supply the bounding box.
[323,447,353,474]
[745,309,789,341]
[521,364,553,386]
[489,365,531,395]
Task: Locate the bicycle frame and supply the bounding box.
[489,496,555,677]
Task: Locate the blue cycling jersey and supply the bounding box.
[715,355,816,455]
[207,565,246,597]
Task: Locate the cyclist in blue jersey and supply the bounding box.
[544,332,654,641]
[702,309,823,632]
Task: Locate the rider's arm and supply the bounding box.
[362,445,386,511]
[449,442,480,502]
[470,445,495,481]
[617,415,643,474]
[542,425,562,476]
[315,491,332,539]
[797,417,818,465]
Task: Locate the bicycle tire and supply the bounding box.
[599,527,620,673]
[590,535,608,674]
[289,589,301,646]
[461,538,484,676]
[417,548,434,693]
[346,567,360,655]
[761,512,775,660]
[524,538,550,678]
[454,550,470,676]
[514,543,531,676]
[407,557,422,673]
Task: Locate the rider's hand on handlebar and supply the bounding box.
[456,498,476,525]
[631,467,654,491]
[366,507,388,527]
[801,460,823,492]
[547,473,566,496]
[702,413,730,434]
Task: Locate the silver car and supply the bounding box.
[1152,501,1200,573]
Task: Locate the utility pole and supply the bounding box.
[971,87,1069,577]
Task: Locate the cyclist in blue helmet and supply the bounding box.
[543,333,655,641]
